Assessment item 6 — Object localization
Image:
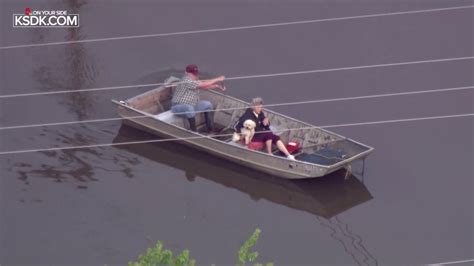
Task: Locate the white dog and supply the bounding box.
[232,119,256,145]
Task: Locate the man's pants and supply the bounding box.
[171,100,213,118]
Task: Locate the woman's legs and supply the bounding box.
[249,130,296,160]
[276,140,291,156]
[256,132,286,155]
[253,132,295,159]
[265,139,272,154]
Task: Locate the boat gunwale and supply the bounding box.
[111,84,374,173]
[112,93,372,174]
[112,101,323,178]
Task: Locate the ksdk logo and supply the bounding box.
[13,8,79,28]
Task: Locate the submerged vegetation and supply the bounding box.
[128,228,273,266]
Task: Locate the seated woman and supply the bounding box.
[233,97,295,160]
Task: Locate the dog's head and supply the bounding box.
[243,119,256,130]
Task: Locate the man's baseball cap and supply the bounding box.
[185,64,199,75]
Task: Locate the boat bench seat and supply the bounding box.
[153,110,205,129]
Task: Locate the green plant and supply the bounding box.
[129,228,272,266]
[237,229,273,266]
[128,241,195,266]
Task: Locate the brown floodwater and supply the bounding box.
[1,0,473,265]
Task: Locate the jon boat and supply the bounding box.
[112,79,374,179]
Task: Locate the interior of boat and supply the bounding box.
[123,85,370,165]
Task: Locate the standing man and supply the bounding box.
[171,64,225,132]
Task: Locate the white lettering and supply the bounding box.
[39,16,47,25]
[14,16,23,26]
[57,16,67,26]
[48,16,57,25]
[67,15,78,26]
[29,16,38,25]
[13,14,79,27]
[22,16,29,25]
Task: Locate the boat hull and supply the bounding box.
[114,101,372,179]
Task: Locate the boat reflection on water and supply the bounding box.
[112,125,373,219]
